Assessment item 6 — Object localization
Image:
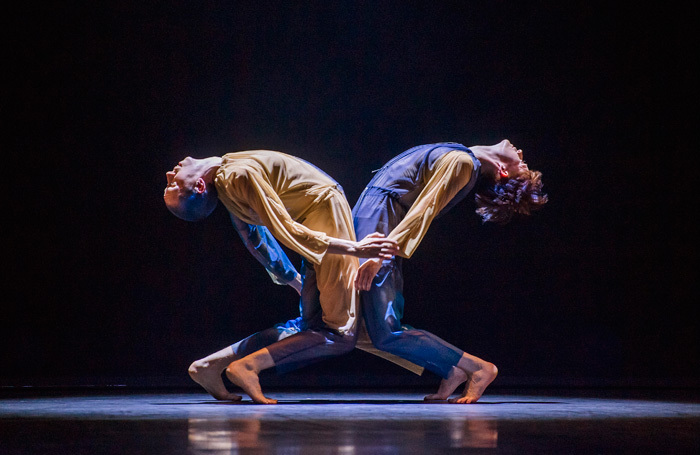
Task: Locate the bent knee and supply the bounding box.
[332,332,357,354]
[370,332,400,352]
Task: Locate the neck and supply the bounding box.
[198,156,222,183]
[470,146,499,180]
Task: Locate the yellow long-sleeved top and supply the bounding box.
[214,150,357,333]
[215,150,354,265]
[354,146,480,258]
[214,149,431,374]
[389,151,476,257]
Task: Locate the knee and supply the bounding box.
[364,319,397,351]
[333,332,357,355]
[370,332,395,352]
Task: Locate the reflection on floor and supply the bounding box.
[1,390,698,454]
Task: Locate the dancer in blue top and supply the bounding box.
[352,140,547,403]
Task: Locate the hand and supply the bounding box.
[355,233,399,260]
[354,258,383,291]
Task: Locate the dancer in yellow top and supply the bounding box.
[164,150,401,403]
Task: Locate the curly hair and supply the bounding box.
[475,170,548,225]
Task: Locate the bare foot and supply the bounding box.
[424,366,468,401]
[448,362,498,404]
[226,359,277,404]
[188,360,242,401]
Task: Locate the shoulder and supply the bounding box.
[439,149,475,168]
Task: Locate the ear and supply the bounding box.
[193,178,207,194]
[499,165,509,179]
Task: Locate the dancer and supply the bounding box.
[353,140,547,403]
[182,211,423,402]
[164,150,406,403]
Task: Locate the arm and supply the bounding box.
[354,257,383,291]
[354,152,473,290]
[229,213,302,294]
[326,232,398,260]
[223,166,397,264]
[388,151,475,258]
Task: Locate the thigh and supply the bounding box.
[301,191,359,333]
[363,258,405,334]
[353,193,405,240]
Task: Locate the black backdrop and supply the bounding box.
[4,1,696,389]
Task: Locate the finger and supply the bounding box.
[365,269,376,290]
[376,244,398,254]
[356,266,365,289]
[372,241,393,251]
[364,273,372,290]
[356,270,364,289]
[381,242,399,250]
[359,275,367,290]
[368,232,386,238]
[363,269,372,290]
[358,276,367,291]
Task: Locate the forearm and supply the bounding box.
[389,151,474,257]
[221,170,330,264]
[326,237,359,256]
[327,234,398,259]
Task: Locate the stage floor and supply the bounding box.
[1,389,698,454]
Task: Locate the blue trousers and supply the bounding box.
[353,190,464,379]
[231,260,356,373]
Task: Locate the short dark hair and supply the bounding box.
[168,185,219,222]
[475,170,548,225]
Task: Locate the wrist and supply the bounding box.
[327,237,356,255]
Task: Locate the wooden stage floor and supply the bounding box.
[1,389,698,453]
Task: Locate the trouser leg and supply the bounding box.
[362,258,464,379]
[266,327,356,374]
[233,260,356,374]
[230,259,319,359]
[231,317,304,358]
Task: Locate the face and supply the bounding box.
[497,139,529,179]
[163,157,200,209]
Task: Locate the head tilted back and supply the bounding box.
[168,185,219,222]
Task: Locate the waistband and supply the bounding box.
[363,185,402,200]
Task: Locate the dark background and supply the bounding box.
[4,1,696,389]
